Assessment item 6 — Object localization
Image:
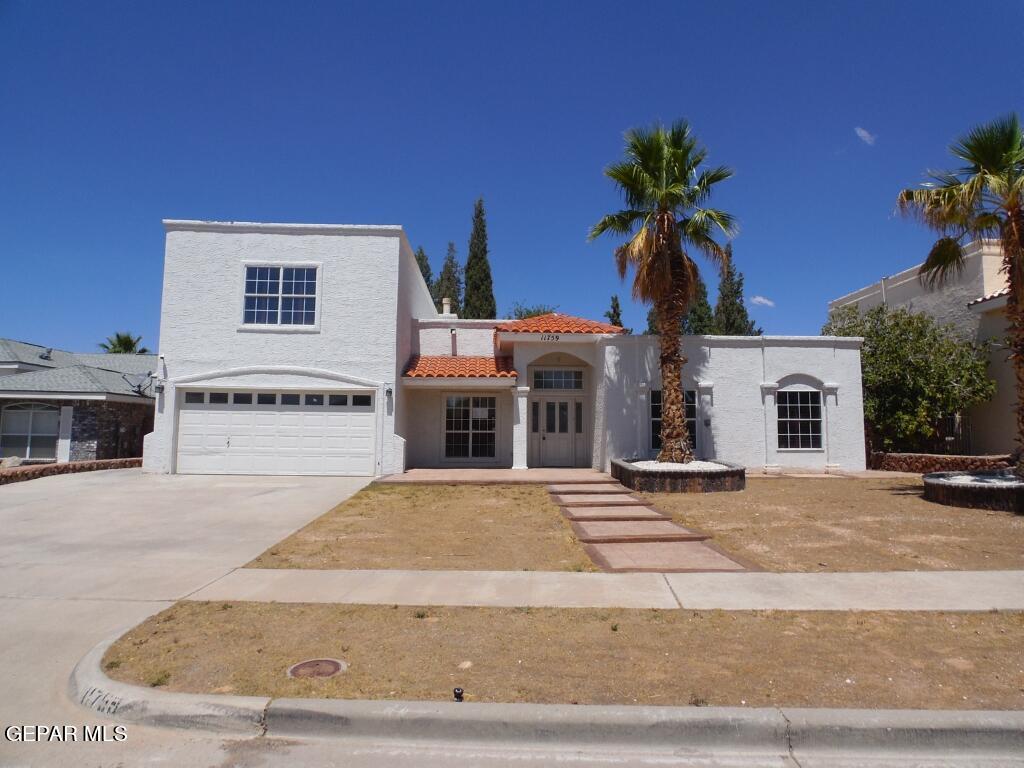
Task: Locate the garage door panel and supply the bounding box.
[176,391,376,476]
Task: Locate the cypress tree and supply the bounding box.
[604,295,624,327]
[414,246,433,289]
[645,306,659,335]
[712,245,761,335]
[462,197,496,319]
[681,276,714,334]
[432,242,463,315]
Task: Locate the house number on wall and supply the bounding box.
[539,334,561,342]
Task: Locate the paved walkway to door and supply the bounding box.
[186,567,1024,611]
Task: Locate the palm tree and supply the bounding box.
[897,114,1024,476]
[99,332,150,354]
[590,121,735,462]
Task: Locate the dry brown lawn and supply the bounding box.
[247,483,593,572]
[105,601,1024,709]
[643,477,1024,572]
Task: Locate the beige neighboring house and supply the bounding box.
[828,240,1012,455]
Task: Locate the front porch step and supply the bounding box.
[571,520,709,544]
[546,483,631,495]
[561,506,670,522]
[552,493,645,507]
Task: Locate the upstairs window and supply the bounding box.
[777,390,822,449]
[533,369,583,390]
[243,266,317,326]
[651,390,697,452]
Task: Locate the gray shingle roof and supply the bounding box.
[0,338,157,398]
[0,339,79,369]
[0,364,151,398]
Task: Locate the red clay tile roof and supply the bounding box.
[493,313,625,335]
[968,287,1010,306]
[404,355,517,378]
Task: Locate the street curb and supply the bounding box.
[70,635,1024,755]
[69,634,269,735]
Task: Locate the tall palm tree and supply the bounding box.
[897,114,1024,476]
[99,332,150,354]
[590,121,735,462]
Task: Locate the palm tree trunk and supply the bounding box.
[656,297,694,463]
[1003,207,1024,477]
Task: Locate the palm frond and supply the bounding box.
[918,237,967,289]
[950,113,1022,174]
[589,209,648,241]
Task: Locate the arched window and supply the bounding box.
[0,403,60,460]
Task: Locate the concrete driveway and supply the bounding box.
[0,468,368,767]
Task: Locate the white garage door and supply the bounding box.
[176,390,376,476]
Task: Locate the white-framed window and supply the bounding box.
[533,369,583,390]
[777,390,822,449]
[243,266,317,326]
[445,395,496,459]
[0,402,60,460]
[650,390,697,452]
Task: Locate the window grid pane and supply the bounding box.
[243,265,316,325]
[776,390,822,449]
[446,395,496,459]
[533,369,584,390]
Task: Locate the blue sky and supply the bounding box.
[1,0,1021,351]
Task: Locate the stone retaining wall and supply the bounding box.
[923,472,1023,514]
[611,459,745,493]
[0,458,141,486]
[870,452,1012,474]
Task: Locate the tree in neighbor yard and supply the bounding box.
[603,295,632,333]
[463,197,497,319]
[591,120,735,463]
[897,113,1024,473]
[509,302,558,319]
[822,305,994,454]
[682,275,714,334]
[431,242,463,315]
[414,245,433,290]
[712,245,761,335]
[99,332,149,354]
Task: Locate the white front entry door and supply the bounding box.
[176,391,376,476]
[538,397,573,467]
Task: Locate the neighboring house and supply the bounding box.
[143,220,866,477]
[0,339,156,463]
[828,240,1011,455]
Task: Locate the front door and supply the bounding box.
[539,398,573,466]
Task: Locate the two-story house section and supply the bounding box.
[144,220,867,477]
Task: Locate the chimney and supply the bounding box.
[442,297,452,316]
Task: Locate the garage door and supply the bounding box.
[176,390,376,476]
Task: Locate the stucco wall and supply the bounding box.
[145,222,407,475]
[970,305,1014,454]
[828,240,1004,339]
[416,320,498,357]
[403,387,514,468]
[599,336,866,471]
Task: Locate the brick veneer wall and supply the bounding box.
[69,400,154,462]
[0,458,141,486]
[870,452,1012,474]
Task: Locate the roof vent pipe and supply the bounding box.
[40,348,52,360]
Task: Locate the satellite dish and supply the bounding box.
[122,372,153,395]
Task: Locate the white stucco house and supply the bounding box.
[829,240,1012,455]
[143,220,867,476]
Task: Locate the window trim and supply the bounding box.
[237,261,323,334]
[775,388,824,451]
[441,392,500,464]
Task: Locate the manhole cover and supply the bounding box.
[287,658,348,679]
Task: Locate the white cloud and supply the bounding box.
[854,126,876,146]
[750,295,775,307]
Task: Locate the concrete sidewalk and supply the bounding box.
[186,568,1024,611]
